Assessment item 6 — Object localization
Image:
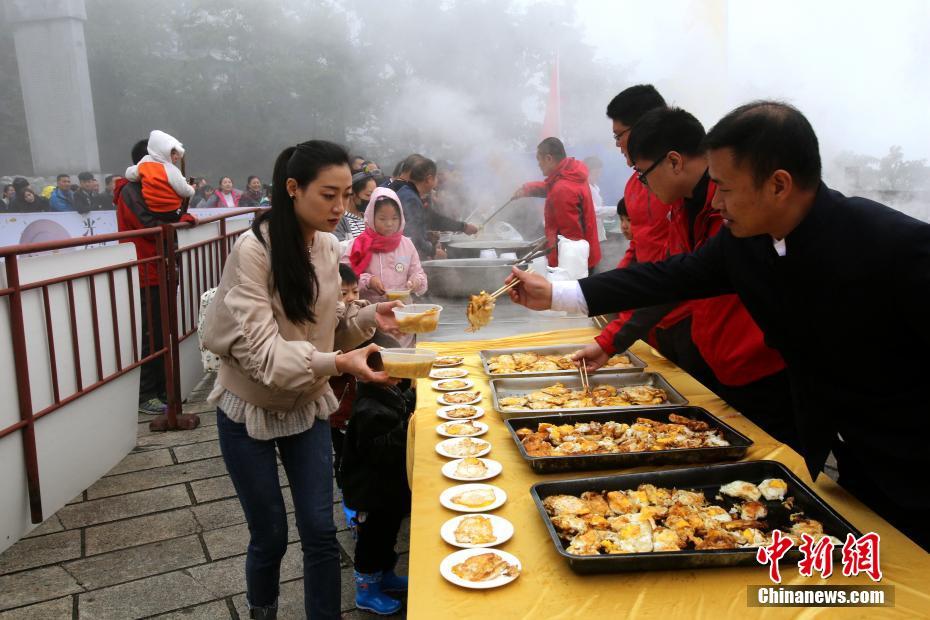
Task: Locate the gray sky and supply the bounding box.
[574,0,930,165]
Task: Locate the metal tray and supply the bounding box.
[531,460,862,573]
[505,406,752,474]
[490,372,688,419]
[479,344,647,378]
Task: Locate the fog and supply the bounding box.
[1,0,927,223]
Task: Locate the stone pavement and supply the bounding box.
[0,374,408,619]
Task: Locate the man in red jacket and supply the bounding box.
[514,137,601,270]
[116,138,196,415]
[591,85,718,390]
[587,106,797,448]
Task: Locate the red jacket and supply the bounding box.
[115,178,194,287]
[668,177,785,386]
[595,175,689,353]
[522,157,601,268]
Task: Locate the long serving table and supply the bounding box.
[405,327,930,619]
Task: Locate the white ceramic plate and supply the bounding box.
[435,437,491,459]
[436,405,484,421]
[437,391,482,406]
[439,483,507,513]
[433,356,465,368]
[429,368,469,380]
[432,379,475,392]
[439,548,522,589]
[441,457,502,482]
[436,420,488,438]
[440,513,514,549]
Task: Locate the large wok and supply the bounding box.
[445,235,545,259]
[421,258,529,298]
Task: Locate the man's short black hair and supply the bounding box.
[627,107,706,165]
[703,100,821,191]
[78,171,94,182]
[56,174,70,181]
[606,84,666,126]
[616,197,628,218]
[338,263,358,285]
[131,139,149,165]
[104,175,115,184]
[537,137,566,161]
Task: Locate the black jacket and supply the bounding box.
[340,382,414,512]
[579,183,930,505]
[385,178,464,259]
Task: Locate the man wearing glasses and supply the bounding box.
[585,85,719,392]
[504,101,930,551]
[617,106,796,449]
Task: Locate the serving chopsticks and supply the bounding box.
[488,267,533,300]
[578,359,591,394]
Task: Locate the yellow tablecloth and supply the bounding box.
[406,328,930,619]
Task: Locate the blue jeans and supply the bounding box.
[217,408,341,619]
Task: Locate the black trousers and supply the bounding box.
[715,370,802,453]
[139,285,166,403]
[834,439,930,552]
[653,317,721,393]
[354,505,406,574]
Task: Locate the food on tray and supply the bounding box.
[719,480,762,502]
[758,478,789,501]
[432,368,468,379]
[543,478,840,555]
[488,352,634,374]
[397,307,440,334]
[499,382,668,411]
[442,391,481,404]
[434,356,465,367]
[451,487,497,509]
[437,379,470,391]
[442,420,482,436]
[515,414,730,457]
[455,457,489,479]
[451,552,520,581]
[444,438,489,457]
[446,406,480,419]
[454,515,497,545]
[466,291,495,333]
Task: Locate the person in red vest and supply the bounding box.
[513,137,601,271]
[116,138,196,415]
[591,106,797,448]
[591,85,719,390]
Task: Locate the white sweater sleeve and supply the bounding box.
[164,163,195,198]
[124,164,141,182]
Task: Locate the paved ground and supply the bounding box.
[0,373,405,619]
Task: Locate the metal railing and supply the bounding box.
[0,207,262,523]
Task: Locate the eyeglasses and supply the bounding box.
[635,152,669,187]
[612,127,631,142]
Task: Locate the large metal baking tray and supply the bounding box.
[505,406,752,474]
[478,344,647,378]
[489,372,688,419]
[531,460,861,573]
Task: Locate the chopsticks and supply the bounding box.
[592,315,609,329]
[488,267,533,300]
[578,359,591,394]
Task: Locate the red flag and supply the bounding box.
[540,53,561,140]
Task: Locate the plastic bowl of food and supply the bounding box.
[386,289,412,303]
[379,348,438,379]
[393,304,443,334]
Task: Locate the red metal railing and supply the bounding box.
[0,207,262,523]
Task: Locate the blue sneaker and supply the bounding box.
[354,571,401,616]
[380,569,408,593]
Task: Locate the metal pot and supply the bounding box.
[445,237,543,259]
[421,258,521,298]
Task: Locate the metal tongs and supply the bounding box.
[511,238,554,269]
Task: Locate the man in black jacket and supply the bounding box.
[506,101,930,551]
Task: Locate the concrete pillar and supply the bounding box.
[3,0,101,176]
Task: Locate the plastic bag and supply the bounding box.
[557,235,589,279]
[198,288,220,372]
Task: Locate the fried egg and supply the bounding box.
[719,480,762,502]
[758,478,789,501]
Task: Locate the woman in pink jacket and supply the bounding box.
[343,187,427,347]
